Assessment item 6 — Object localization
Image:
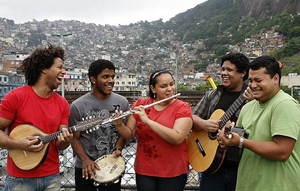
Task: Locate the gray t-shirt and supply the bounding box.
[69,92,130,168]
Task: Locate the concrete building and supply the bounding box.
[114,68,137,91]
[0,72,26,100]
[1,53,29,73]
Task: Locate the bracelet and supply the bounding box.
[113,147,122,152]
[239,137,244,148]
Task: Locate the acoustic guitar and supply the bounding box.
[8,116,103,170]
[187,93,246,174]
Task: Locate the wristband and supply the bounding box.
[113,147,122,152]
[239,137,244,148]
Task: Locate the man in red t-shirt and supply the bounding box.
[0,43,73,191]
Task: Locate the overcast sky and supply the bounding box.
[0,0,207,26]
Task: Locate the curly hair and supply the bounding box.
[221,53,250,81]
[88,59,115,85]
[21,43,65,85]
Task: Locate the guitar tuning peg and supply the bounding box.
[85,130,89,134]
[89,129,93,132]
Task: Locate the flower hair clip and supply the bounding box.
[278,61,284,69]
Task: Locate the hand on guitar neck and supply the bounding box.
[217,122,238,148]
[217,122,248,149]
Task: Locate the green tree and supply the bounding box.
[212,45,228,56]
[288,26,300,39]
[27,30,46,47]
[194,64,205,72]
[195,82,212,91]
[205,38,218,50]
[177,84,190,91]
[154,54,168,60]
[291,65,300,74]
[188,60,198,65]
[138,61,145,65]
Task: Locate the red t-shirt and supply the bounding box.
[0,86,70,177]
[132,98,192,177]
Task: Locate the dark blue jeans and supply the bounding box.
[136,173,187,191]
[199,167,237,191]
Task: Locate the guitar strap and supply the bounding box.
[227,144,243,162]
[214,83,248,163]
[214,84,247,121]
[227,128,248,162]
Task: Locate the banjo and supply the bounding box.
[93,154,126,186]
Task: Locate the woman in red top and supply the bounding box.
[114,70,193,191]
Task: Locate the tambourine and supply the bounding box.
[93,154,126,186]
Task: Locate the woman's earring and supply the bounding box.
[153,93,157,99]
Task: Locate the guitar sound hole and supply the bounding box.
[208,131,218,140]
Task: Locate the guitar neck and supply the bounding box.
[218,94,246,130]
[40,126,75,144]
[41,109,134,144]
[40,116,104,144]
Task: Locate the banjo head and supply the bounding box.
[93,154,126,184]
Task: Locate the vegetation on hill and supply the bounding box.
[2,0,300,98]
[132,0,300,72]
[160,0,300,99]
